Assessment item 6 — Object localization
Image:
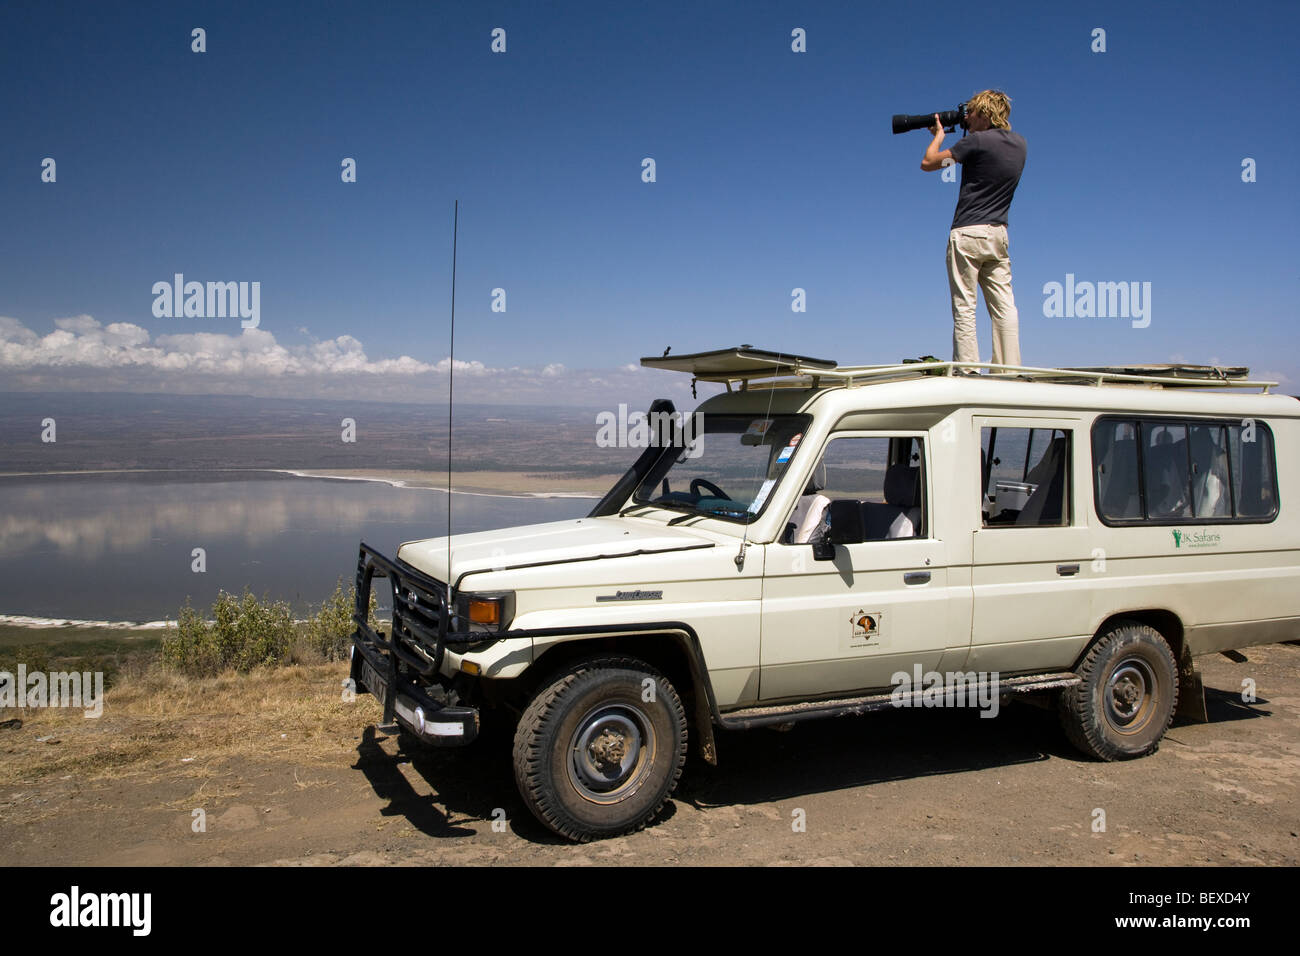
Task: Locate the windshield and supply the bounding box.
[632,414,812,522]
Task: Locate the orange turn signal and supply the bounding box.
[467,598,501,626]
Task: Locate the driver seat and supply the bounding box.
[861,464,921,539]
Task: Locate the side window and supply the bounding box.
[1229,423,1278,518]
[1189,424,1230,518]
[1093,420,1142,520]
[785,436,925,544]
[1092,417,1278,523]
[981,427,1072,527]
[1142,423,1192,519]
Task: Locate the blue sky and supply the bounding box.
[2,0,1297,402]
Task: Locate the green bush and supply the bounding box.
[302,579,375,662]
[161,582,376,675]
[162,590,296,677]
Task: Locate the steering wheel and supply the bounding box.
[690,478,732,500]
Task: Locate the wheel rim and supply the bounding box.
[567,703,657,805]
[1104,657,1158,735]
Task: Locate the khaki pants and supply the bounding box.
[947,224,1020,367]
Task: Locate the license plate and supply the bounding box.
[361,659,388,704]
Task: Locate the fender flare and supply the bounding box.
[521,620,722,765]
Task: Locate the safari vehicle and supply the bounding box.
[346,347,1299,842]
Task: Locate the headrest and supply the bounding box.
[884,464,919,508]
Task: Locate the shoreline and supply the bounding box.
[269,469,603,499]
[0,466,609,500]
[0,615,173,629]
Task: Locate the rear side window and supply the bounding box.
[1230,424,1278,518]
[1143,423,1191,519]
[1093,421,1141,519]
[1093,417,1278,523]
[1189,424,1230,518]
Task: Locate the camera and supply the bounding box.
[891,104,966,135]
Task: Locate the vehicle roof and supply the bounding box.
[693,375,1299,421]
[645,347,1295,421]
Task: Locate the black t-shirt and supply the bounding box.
[948,128,1027,229]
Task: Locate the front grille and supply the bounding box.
[353,543,449,676]
[392,576,448,661]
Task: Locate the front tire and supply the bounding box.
[1059,621,1178,760]
[512,657,687,842]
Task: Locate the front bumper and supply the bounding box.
[348,543,481,746]
[349,634,479,745]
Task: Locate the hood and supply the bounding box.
[396,515,720,590]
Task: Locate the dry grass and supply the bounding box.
[0,660,382,789]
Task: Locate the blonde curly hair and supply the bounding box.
[966,89,1011,130]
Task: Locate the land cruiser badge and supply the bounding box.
[596,589,664,602]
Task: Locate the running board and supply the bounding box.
[718,672,1081,730]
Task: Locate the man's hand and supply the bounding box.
[920,116,954,172]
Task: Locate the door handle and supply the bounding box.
[904,571,931,585]
[1056,563,1080,576]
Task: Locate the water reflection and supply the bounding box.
[0,473,591,621]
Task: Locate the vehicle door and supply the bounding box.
[970,417,1094,673]
[759,432,960,700]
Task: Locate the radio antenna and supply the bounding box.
[446,199,459,586]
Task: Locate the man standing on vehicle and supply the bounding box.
[920,90,1026,369]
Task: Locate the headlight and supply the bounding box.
[454,591,514,633]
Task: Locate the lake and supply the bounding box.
[0,472,592,622]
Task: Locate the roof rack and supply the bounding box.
[639,348,1277,393]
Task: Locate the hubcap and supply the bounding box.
[1104,657,1157,734]
[568,704,656,804]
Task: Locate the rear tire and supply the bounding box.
[1059,621,1178,760]
[512,657,687,842]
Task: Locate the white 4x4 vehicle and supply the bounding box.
[347,348,1299,842]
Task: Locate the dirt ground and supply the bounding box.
[2,643,1297,866]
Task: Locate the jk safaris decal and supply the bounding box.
[1172,528,1223,549]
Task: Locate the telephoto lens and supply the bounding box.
[891,105,966,135]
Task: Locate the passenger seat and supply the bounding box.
[1017,437,1068,525]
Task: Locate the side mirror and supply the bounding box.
[812,500,864,561]
[827,499,865,545]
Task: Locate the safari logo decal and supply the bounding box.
[1171,528,1221,550]
[846,609,886,649]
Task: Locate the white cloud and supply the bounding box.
[0,314,450,377]
[0,314,710,407]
